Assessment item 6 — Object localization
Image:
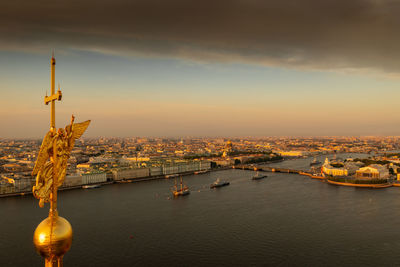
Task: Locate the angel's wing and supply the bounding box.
[32,131,53,176]
[72,120,91,140]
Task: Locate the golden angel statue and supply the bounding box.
[32,115,90,207]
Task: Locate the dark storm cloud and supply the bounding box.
[1,0,400,73]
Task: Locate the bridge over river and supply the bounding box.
[234,164,331,180]
[234,164,308,174]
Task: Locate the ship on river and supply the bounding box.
[172,176,190,196]
[82,184,101,189]
[310,156,321,166]
[252,172,267,180]
[210,178,230,188]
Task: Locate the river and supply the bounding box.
[1,153,400,266]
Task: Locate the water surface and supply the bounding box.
[1,155,399,266]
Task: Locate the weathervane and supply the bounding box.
[32,52,90,266]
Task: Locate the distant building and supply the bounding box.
[123,157,150,162]
[82,172,107,184]
[213,159,234,167]
[344,162,362,175]
[279,151,307,157]
[226,140,233,152]
[62,175,83,187]
[222,140,233,158]
[322,158,348,176]
[355,165,389,179]
[2,163,24,172]
[77,163,91,169]
[13,178,32,191]
[112,168,150,181]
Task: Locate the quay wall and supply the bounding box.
[298,172,325,180]
[326,179,393,188]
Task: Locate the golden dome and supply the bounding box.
[33,216,73,258]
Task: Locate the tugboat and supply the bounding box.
[172,176,190,196]
[210,178,230,188]
[310,156,321,166]
[252,171,267,180]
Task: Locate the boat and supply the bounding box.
[252,171,267,180]
[210,178,230,188]
[116,180,132,183]
[194,170,209,175]
[310,156,321,166]
[172,176,190,196]
[165,174,179,179]
[82,184,101,189]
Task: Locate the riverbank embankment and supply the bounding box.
[325,179,393,188]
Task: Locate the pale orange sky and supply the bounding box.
[1,0,400,137]
[0,51,399,138]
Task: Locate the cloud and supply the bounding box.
[1,0,400,74]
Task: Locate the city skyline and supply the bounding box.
[1,0,400,138]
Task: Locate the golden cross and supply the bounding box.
[45,53,62,218]
[44,52,62,130]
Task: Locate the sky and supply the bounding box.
[1,0,400,138]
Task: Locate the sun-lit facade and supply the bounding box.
[355,165,389,179]
[322,158,348,176]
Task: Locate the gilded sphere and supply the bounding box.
[33,216,73,258]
